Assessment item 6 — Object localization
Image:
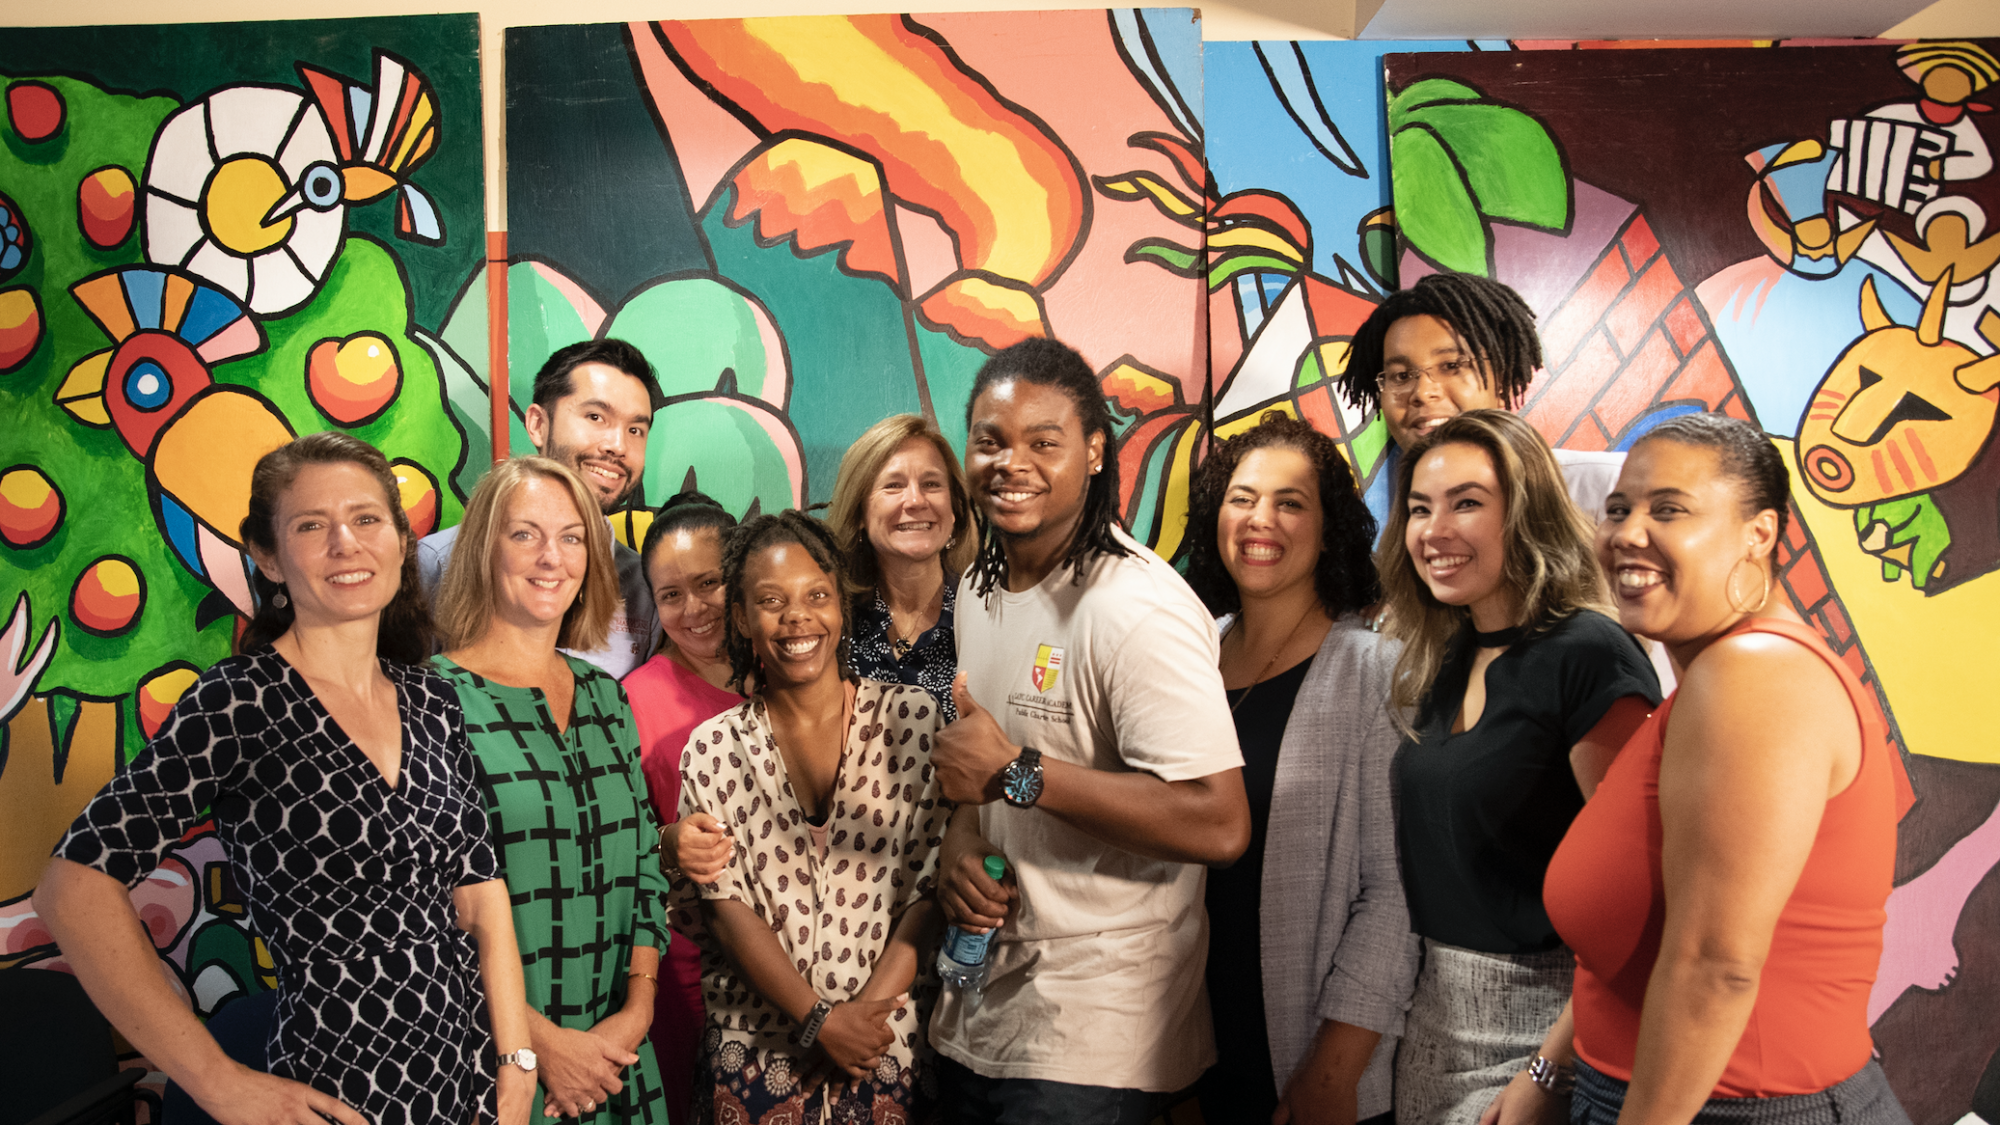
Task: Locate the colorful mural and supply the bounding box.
[497,10,1209,554]
[0,15,487,1027]
[1376,41,2000,1124]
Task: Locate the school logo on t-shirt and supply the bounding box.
[1031,644,1064,693]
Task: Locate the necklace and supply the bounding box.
[1227,609,1313,714]
[884,584,942,662]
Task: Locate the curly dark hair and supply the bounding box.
[1183,411,1381,618]
[238,430,435,663]
[719,510,855,692]
[964,337,1132,596]
[1331,272,1543,417]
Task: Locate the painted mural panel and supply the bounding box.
[0,16,487,1023]
[500,10,1208,555]
[1380,43,2000,1124]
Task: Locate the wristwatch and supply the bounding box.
[497,1048,538,1074]
[999,747,1044,808]
[1527,1054,1574,1095]
[798,999,835,1050]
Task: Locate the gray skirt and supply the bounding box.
[1572,1057,1912,1125]
[1395,938,1573,1125]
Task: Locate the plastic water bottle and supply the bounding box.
[936,855,1007,989]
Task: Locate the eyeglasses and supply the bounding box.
[1378,358,1482,402]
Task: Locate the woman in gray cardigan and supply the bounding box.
[1184,411,1419,1125]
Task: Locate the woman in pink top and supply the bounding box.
[624,490,741,1123]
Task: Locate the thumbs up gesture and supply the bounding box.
[934,672,1020,805]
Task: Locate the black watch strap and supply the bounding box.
[798,999,834,1049]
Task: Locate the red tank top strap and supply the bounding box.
[1720,616,1913,817]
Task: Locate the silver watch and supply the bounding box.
[1527,1054,1574,1095]
[497,1048,538,1073]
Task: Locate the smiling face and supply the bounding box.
[649,526,728,662]
[527,361,654,512]
[965,379,1104,556]
[490,474,589,632]
[865,437,956,568]
[1219,445,1324,605]
[1405,441,1519,631]
[1598,439,1778,652]
[251,460,406,629]
[1380,314,1504,452]
[736,541,845,691]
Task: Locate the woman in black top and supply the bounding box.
[1183,412,1416,1125]
[1376,410,1659,1125]
[826,414,976,721]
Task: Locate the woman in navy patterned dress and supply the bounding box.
[35,432,534,1125]
[825,415,976,722]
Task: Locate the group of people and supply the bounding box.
[33,272,1913,1125]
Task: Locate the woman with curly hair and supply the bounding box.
[672,511,949,1123]
[1377,410,1661,1125]
[1181,411,1416,1125]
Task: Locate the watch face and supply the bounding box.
[519,1048,537,1071]
[1002,759,1043,807]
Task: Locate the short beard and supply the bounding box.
[540,437,633,513]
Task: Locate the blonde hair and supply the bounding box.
[1376,410,1610,730]
[826,414,977,588]
[434,456,618,652]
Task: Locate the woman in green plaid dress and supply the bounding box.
[433,456,672,1123]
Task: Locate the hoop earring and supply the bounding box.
[1724,555,1772,616]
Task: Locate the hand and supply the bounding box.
[934,674,1018,805]
[1477,1069,1566,1125]
[814,996,903,1080]
[670,812,732,883]
[195,1065,368,1125]
[531,1018,636,1119]
[1272,1055,1359,1125]
[587,1005,652,1059]
[938,841,1016,931]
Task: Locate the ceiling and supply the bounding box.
[1198,0,2000,41]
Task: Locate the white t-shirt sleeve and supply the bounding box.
[1098,593,1243,783]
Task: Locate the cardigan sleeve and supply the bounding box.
[1315,641,1420,1036]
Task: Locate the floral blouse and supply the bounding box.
[848,579,958,723]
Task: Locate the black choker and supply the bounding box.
[1471,623,1530,648]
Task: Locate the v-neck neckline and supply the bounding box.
[756,681,859,828]
[270,650,406,792]
[436,654,581,739]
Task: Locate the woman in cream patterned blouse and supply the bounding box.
[672,510,949,1124]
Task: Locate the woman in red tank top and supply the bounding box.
[1485,413,1912,1125]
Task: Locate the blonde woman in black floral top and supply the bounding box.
[674,511,948,1124]
[827,415,977,723]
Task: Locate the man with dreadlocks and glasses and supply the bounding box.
[1333,271,1628,522]
[927,337,1252,1122]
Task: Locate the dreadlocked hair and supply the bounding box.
[1184,410,1381,618]
[964,337,1133,597]
[1332,272,1543,416]
[718,510,856,693]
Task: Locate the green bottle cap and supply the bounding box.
[983,855,1007,880]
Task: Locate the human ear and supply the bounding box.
[1087,429,1106,475]
[524,403,551,454]
[1747,508,1781,563]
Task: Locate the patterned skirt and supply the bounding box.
[694,1027,938,1125]
[1394,938,1573,1125]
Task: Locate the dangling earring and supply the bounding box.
[272,586,289,609]
[1724,554,1772,616]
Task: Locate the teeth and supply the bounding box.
[1242,544,1282,561]
[896,522,935,532]
[1427,555,1470,569]
[997,490,1034,502]
[779,637,820,656]
[327,572,372,585]
[582,462,621,481]
[1618,569,1663,590]
[528,578,562,590]
[686,620,717,635]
